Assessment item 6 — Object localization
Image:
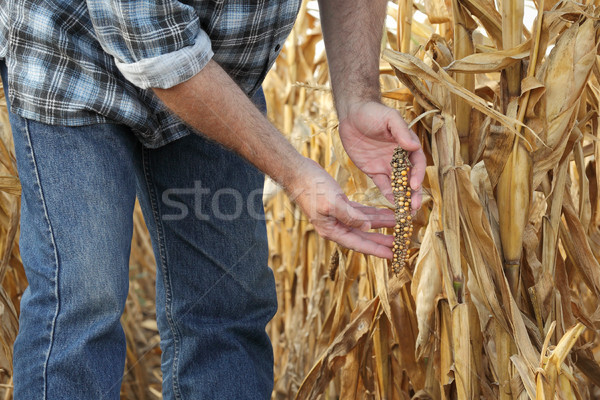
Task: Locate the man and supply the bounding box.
[0,0,425,398]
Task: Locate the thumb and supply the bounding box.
[387,113,421,151]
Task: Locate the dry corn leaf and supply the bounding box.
[460,0,503,45]
[425,0,451,23]
[294,297,379,400]
[446,40,531,73]
[456,166,541,366]
[533,19,599,188]
[511,354,538,399]
[0,177,20,197]
[560,197,600,296]
[411,203,443,359]
[383,49,538,147]
[0,286,17,374]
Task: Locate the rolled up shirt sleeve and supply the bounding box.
[87,0,213,89]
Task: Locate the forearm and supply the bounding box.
[153,61,398,258]
[318,0,426,211]
[318,0,388,119]
[153,60,305,190]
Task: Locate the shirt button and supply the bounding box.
[274,44,281,52]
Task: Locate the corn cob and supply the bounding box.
[391,146,413,275]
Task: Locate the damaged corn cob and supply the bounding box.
[390,147,413,275]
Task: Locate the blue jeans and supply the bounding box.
[1,61,277,399]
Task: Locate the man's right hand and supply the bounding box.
[286,158,396,259]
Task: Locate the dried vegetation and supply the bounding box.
[1,0,600,398]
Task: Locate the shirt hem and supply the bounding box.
[10,105,189,149]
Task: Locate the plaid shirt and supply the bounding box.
[0,0,301,147]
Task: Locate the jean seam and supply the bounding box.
[141,148,183,400]
[23,119,62,400]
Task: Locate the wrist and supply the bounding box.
[276,154,313,196]
[335,92,382,121]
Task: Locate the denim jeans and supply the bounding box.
[1,61,277,399]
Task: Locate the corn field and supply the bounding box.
[1,0,600,398]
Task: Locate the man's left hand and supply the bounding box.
[338,101,426,211]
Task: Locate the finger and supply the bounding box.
[332,229,394,259]
[387,113,421,152]
[348,202,395,229]
[370,174,394,204]
[351,203,395,218]
[411,190,423,214]
[409,148,426,189]
[409,148,426,211]
[353,229,394,247]
[332,196,371,231]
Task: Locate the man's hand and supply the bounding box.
[318,0,426,212]
[338,101,426,211]
[287,158,396,259]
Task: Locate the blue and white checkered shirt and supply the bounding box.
[0,0,301,147]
